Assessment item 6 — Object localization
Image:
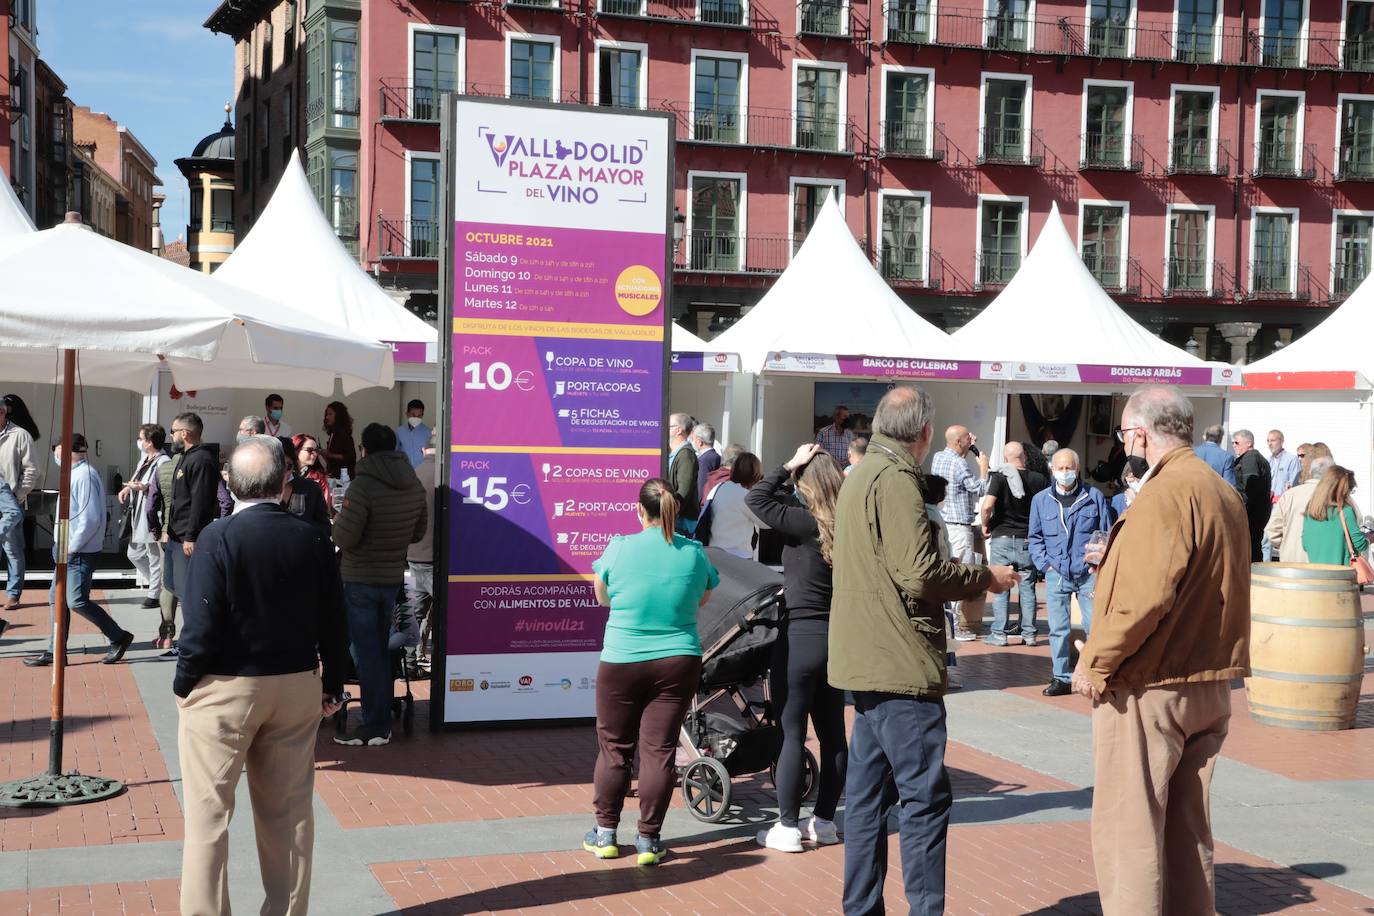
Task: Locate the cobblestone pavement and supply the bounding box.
[0,589,1370,915]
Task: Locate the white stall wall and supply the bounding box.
[1229,391,1374,504]
[669,373,735,446]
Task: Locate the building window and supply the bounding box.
[883,70,930,155]
[410,157,439,258]
[414,31,461,122]
[189,188,204,233]
[1167,208,1211,292]
[211,189,234,232]
[887,0,932,42]
[881,194,926,282]
[800,0,847,37]
[982,77,1029,163]
[979,199,1024,285]
[1347,1,1374,70]
[263,23,275,77]
[795,65,842,151]
[693,55,743,142]
[1083,83,1129,167]
[601,0,646,14]
[699,0,746,27]
[1171,88,1215,171]
[1176,0,1218,62]
[331,23,360,129]
[1252,211,1295,294]
[241,113,254,191]
[510,39,556,102]
[1257,93,1301,175]
[1081,204,1125,288]
[285,1,297,64]
[330,149,359,249]
[283,86,294,162]
[306,28,325,134]
[1340,97,1374,179]
[1334,214,1373,297]
[1088,0,1131,57]
[791,181,839,253]
[1262,0,1305,67]
[598,45,644,109]
[986,0,1031,52]
[689,175,743,271]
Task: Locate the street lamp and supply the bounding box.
[672,207,685,260]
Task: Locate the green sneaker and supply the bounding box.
[634,834,666,866]
[582,827,618,859]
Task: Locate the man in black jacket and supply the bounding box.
[1232,429,1273,562]
[167,412,221,605]
[174,435,348,916]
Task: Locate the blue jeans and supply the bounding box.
[1046,567,1095,683]
[988,536,1039,638]
[1,488,24,598]
[842,692,951,916]
[48,550,128,653]
[343,582,396,734]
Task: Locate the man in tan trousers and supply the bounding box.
[1072,386,1250,916]
[174,437,349,915]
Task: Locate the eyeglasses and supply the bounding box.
[171,427,188,434]
[1113,426,1144,443]
[1297,452,1307,459]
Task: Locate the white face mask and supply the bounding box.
[136,439,145,453]
[1128,480,1143,493]
[407,416,423,428]
[1054,470,1078,488]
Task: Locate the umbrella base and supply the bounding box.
[0,771,125,807]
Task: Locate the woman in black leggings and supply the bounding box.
[745,443,848,852]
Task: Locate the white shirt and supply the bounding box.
[232,497,278,515]
[705,481,761,559]
[264,418,294,438]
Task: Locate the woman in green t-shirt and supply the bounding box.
[583,478,718,867]
[1301,465,1369,565]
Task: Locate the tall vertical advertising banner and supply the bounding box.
[440,98,673,724]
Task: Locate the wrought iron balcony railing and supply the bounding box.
[1080,133,1144,172]
[977,127,1044,167]
[379,218,441,260]
[1331,261,1369,301]
[1167,138,1231,177]
[1083,254,1142,295]
[799,0,847,36]
[1252,141,1317,180]
[1246,262,1311,300]
[975,250,1022,289]
[879,247,934,287]
[1164,259,1230,298]
[675,232,790,274]
[878,120,946,160]
[1335,154,1374,182]
[597,0,749,26]
[666,102,857,153]
[884,1,931,43]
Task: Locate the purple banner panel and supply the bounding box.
[1076,365,1231,386]
[833,356,982,380]
[446,580,606,655]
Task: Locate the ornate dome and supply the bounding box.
[189,104,235,161]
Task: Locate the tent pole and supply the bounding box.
[0,349,124,807]
[992,382,1010,461]
[750,375,768,462]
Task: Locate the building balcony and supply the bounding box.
[667,103,857,154]
[977,128,1044,167]
[879,247,941,289]
[1246,263,1312,301]
[1079,133,1144,172]
[1084,254,1142,295]
[1335,156,1374,183]
[595,0,749,28]
[1251,142,1317,180]
[1330,264,1368,302]
[379,81,582,122]
[974,250,1021,290]
[674,231,789,274]
[878,121,946,160]
[798,0,847,37]
[379,218,441,261]
[1164,260,1230,299]
[1166,139,1232,178]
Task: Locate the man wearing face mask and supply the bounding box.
[262,394,293,439]
[121,425,170,610]
[394,399,431,469]
[1028,448,1112,697]
[1109,456,1149,520]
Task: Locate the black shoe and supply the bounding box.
[1042,679,1072,697]
[139,598,160,609]
[0,618,7,638]
[23,652,54,667]
[102,631,135,664]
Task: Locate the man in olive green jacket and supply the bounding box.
[831,386,1017,916]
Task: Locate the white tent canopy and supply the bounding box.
[0,221,393,395]
[671,323,711,352]
[1247,275,1374,381]
[216,152,438,357]
[950,203,1231,383]
[710,196,953,372]
[0,165,36,238]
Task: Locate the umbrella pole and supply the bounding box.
[0,349,123,807]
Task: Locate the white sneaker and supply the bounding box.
[756,822,803,852]
[801,816,840,845]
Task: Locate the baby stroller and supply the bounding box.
[678,548,819,823]
[332,589,418,737]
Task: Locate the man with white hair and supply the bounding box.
[1073,386,1249,916]
[1232,429,1272,562]
[1264,455,1336,563]
[667,412,699,534]
[931,425,991,640]
[690,421,719,503]
[1027,447,1112,696]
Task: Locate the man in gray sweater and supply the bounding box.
[332,423,427,746]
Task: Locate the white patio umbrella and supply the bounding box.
[0,215,392,807]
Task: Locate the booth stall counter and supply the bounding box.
[669,324,747,448]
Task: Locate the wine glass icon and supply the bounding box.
[541,463,552,483]
[544,351,555,371]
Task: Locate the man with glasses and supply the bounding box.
[167,414,222,607]
[667,412,700,535]
[1231,429,1272,562]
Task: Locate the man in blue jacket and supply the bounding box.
[1193,424,1237,486]
[1028,448,1112,697]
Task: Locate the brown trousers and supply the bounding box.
[593,655,702,837]
[1091,679,1232,916]
[178,671,322,916]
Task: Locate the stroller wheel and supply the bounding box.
[768,748,820,803]
[681,757,731,823]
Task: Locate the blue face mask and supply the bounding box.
[1054,470,1078,488]
[269,409,283,421]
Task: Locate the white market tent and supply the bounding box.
[215,152,439,378]
[669,323,745,446]
[1230,273,1374,501]
[0,166,36,238]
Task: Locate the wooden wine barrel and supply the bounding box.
[1246,563,1367,731]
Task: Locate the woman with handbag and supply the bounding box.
[1301,465,1371,577]
[120,424,170,609]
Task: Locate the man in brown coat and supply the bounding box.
[1073,386,1250,916]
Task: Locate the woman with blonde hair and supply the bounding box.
[1302,465,1368,565]
[746,443,848,852]
[584,478,718,867]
